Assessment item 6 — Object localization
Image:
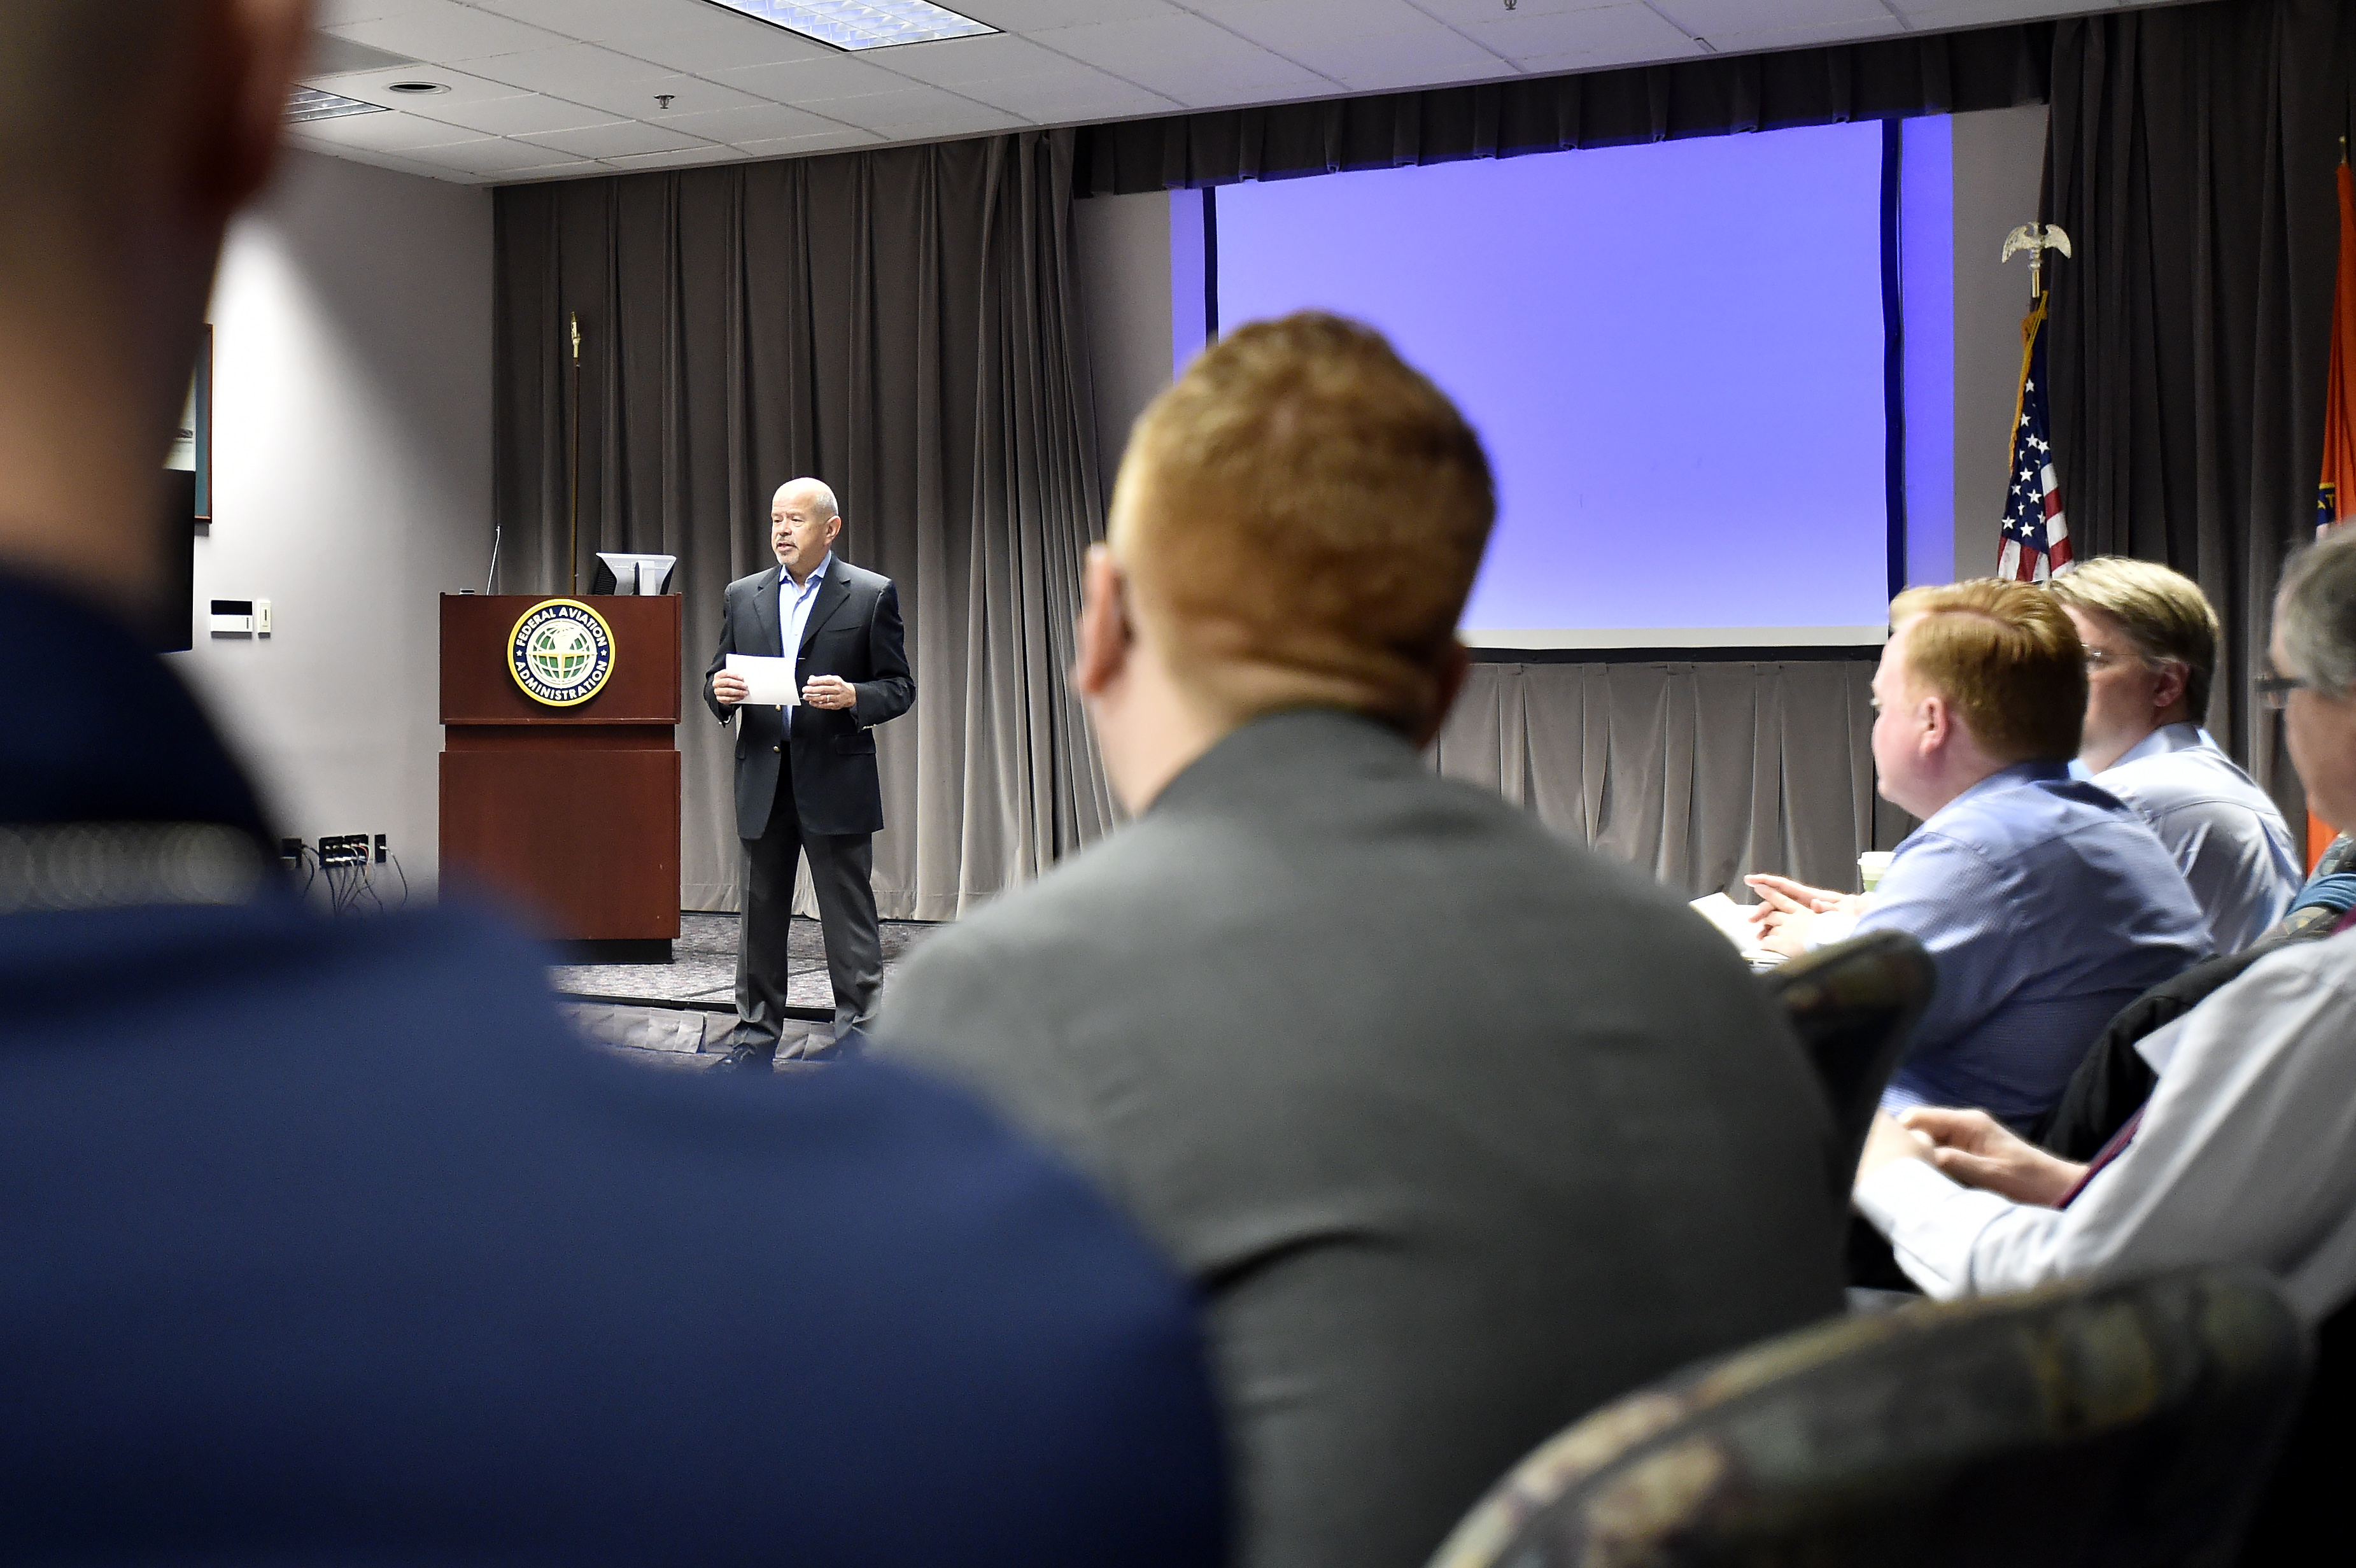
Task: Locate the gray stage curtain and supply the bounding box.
[1075,22,2051,195]
[1434,660,1910,900]
[493,131,1116,919]
[2043,0,2356,826]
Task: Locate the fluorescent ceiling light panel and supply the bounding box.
[286,85,390,122]
[700,0,996,51]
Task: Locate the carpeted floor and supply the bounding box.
[550,911,937,1012]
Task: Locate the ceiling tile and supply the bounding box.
[465,0,684,36]
[847,103,1031,138]
[600,143,753,171]
[1884,0,2091,18]
[1189,0,1455,52]
[1651,0,1890,31]
[304,32,424,78]
[307,63,540,108]
[289,136,481,182]
[1295,31,1513,89]
[324,0,570,60]
[733,127,891,157]
[954,74,1182,119]
[1456,3,1702,66]
[1696,15,1907,50]
[454,42,682,95]
[1183,2,1511,89]
[1036,15,1334,106]
[491,162,605,185]
[1408,0,1649,23]
[309,0,442,26]
[873,33,1073,87]
[647,101,852,142]
[515,120,719,158]
[707,55,916,103]
[403,93,615,137]
[591,12,836,72]
[288,108,489,153]
[957,0,1180,25]
[553,73,772,119]
[416,137,600,174]
[806,83,998,130]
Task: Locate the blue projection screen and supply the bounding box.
[1210,124,1896,647]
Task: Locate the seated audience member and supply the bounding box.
[876,313,1847,1568]
[1850,534,2356,1324]
[1746,581,2208,1128]
[0,4,1224,1563]
[2047,556,2300,951]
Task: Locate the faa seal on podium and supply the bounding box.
[508,598,615,709]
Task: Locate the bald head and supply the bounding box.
[0,0,311,619]
[770,477,843,583]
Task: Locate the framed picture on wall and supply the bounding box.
[166,324,211,521]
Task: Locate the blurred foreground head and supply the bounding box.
[2274,529,2356,830]
[0,0,309,617]
[1108,311,1495,738]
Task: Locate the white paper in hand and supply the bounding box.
[726,653,799,707]
[1689,892,1784,967]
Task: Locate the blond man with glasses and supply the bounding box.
[2048,558,2301,952]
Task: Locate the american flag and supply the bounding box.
[1997,303,2071,581]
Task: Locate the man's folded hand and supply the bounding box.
[1897,1106,2086,1208]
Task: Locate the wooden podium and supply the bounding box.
[439,595,681,957]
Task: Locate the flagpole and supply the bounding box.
[567,312,582,598]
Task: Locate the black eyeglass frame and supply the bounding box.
[2254,672,2311,710]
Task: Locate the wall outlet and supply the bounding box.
[373,833,386,865]
[317,833,369,868]
[256,599,272,635]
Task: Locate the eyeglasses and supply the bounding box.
[2255,672,2311,709]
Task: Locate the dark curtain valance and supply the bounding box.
[2042,0,2356,826]
[491,131,1117,920]
[1074,23,2052,196]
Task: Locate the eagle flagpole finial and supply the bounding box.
[2001,223,2073,299]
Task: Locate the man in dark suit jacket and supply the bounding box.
[705,478,913,1067]
[877,314,1845,1568]
[0,3,1224,1562]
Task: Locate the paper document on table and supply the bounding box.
[726,653,800,707]
[1689,893,1784,966]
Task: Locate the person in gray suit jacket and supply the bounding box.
[877,314,1846,1568]
[706,479,913,1066]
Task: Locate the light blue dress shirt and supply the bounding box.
[2073,724,2302,954]
[779,553,831,735]
[1849,760,2211,1127]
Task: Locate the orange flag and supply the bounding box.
[2308,155,2356,869]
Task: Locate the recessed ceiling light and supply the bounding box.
[286,85,389,122]
[388,81,451,95]
[698,0,996,51]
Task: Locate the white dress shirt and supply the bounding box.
[1854,928,2356,1324]
[2078,723,2301,953]
[779,553,831,734]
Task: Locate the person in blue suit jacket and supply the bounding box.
[0,3,1224,1564]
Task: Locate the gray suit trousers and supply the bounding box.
[730,749,882,1047]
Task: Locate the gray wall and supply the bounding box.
[1073,189,1173,514]
[169,150,495,898]
[1951,104,2051,580]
